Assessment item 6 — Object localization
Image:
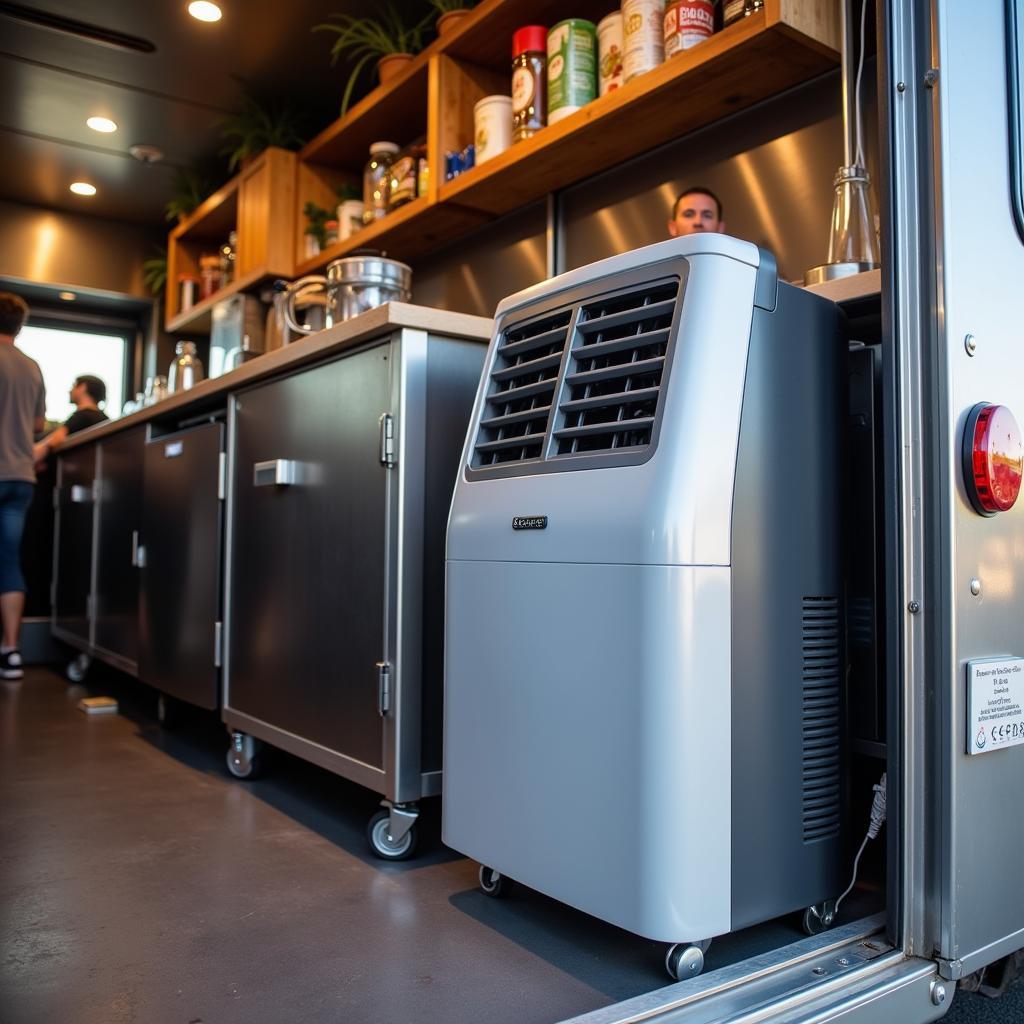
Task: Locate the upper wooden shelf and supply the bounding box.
[170,177,238,244]
[440,5,837,216]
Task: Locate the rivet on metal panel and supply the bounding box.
[931,982,947,1006]
[896,81,906,93]
[836,957,851,966]
[965,333,977,356]
[812,967,827,976]
[970,578,982,596]
[924,68,939,88]
[908,600,920,614]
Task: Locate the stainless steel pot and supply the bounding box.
[282,254,412,336]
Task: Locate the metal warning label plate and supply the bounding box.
[966,657,1024,756]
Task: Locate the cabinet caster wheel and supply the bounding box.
[366,809,418,861]
[225,732,262,780]
[66,653,90,684]
[156,693,178,729]
[665,939,710,981]
[802,899,837,936]
[479,865,512,898]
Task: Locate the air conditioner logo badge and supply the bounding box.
[512,515,548,530]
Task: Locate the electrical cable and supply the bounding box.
[834,772,886,914]
[853,0,868,168]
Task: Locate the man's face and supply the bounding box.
[69,381,86,405]
[668,193,723,237]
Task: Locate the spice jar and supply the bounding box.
[363,141,399,224]
[512,25,547,143]
[386,143,424,211]
[178,274,199,313]
[547,19,597,125]
[724,0,763,26]
[664,0,715,57]
[199,255,222,299]
[622,0,665,82]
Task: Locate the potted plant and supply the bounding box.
[429,0,474,37]
[220,90,306,173]
[314,4,432,115]
[164,167,216,224]
[303,201,330,257]
[142,249,168,296]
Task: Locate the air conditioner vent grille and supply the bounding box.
[554,281,679,456]
[801,596,842,843]
[472,309,572,467]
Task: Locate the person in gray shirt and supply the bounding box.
[0,292,45,679]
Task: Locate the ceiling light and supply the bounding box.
[58,292,76,302]
[69,181,97,196]
[188,1,222,22]
[86,116,117,133]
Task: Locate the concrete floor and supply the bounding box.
[6,665,1019,1024]
[0,666,754,1024]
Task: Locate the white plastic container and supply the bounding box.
[474,95,514,164]
[336,199,365,241]
[598,12,625,96]
[622,0,665,83]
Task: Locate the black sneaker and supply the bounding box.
[1,649,24,680]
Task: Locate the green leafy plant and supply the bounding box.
[427,0,473,14]
[220,90,306,172]
[142,248,167,296]
[164,166,216,223]
[303,201,331,248]
[314,5,432,114]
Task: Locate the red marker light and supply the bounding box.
[962,404,1023,515]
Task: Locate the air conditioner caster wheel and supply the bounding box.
[665,939,711,981]
[478,865,512,898]
[802,899,837,936]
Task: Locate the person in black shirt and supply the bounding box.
[33,374,109,465]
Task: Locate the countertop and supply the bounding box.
[59,303,494,452]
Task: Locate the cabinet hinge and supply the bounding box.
[376,660,391,715]
[214,621,223,668]
[217,451,227,501]
[379,413,396,468]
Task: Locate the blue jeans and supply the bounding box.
[0,480,34,594]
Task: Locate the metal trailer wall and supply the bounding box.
[411,69,879,315]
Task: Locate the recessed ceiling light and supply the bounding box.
[58,291,77,301]
[188,1,222,22]
[86,116,118,133]
[69,181,97,196]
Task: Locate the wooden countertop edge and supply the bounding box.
[59,303,494,452]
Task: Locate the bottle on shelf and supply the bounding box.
[363,142,400,224]
[512,25,548,143]
[168,341,205,393]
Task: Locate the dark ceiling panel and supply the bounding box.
[0,0,429,226]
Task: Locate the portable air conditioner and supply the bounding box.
[443,234,846,978]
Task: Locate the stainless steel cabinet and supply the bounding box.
[138,422,224,710]
[52,445,97,648]
[222,329,486,857]
[93,427,145,671]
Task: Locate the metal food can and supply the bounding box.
[622,0,665,83]
[474,94,514,163]
[597,12,625,96]
[547,19,597,125]
[664,0,715,58]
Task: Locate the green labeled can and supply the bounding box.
[547,19,597,125]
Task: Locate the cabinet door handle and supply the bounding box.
[253,459,299,487]
[131,531,146,568]
[70,484,91,504]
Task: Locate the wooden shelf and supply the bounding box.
[295,196,488,275]
[439,7,837,216]
[165,266,267,334]
[165,148,297,331]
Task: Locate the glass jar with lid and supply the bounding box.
[168,341,205,393]
[363,141,399,224]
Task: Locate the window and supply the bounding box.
[17,324,129,424]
